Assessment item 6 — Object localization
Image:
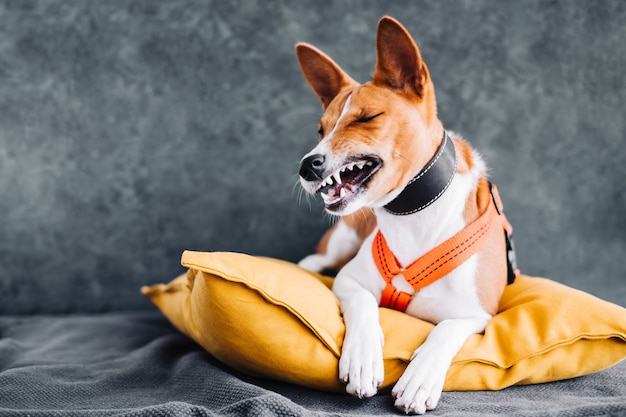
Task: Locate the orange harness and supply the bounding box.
[373,183,517,312]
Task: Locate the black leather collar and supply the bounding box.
[383,131,457,215]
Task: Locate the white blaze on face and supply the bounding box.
[323,94,352,143]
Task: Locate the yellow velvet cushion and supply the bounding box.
[142,250,626,392]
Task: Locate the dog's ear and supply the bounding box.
[373,16,430,98]
[296,43,358,109]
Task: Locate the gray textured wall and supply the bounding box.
[0,0,624,313]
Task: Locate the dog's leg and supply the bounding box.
[392,317,490,414]
[338,290,385,398]
[333,272,385,398]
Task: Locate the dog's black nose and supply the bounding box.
[299,154,326,181]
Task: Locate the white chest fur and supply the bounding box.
[364,149,491,324]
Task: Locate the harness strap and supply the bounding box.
[374,183,515,312]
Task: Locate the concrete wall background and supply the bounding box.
[0,0,623,313]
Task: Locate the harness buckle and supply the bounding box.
[489,182,519,284]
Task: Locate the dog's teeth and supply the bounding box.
[333,172,342,184]
[340,187,346,198]
[320,192,331,202]
[366,161,373,166]
[347,163,355,171]
[356,162,366,170]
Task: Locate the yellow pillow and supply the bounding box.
[142,250,626,392]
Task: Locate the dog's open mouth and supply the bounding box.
[315,156,382,211]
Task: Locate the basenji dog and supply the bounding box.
[296,17,517,414]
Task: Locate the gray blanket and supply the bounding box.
[1,313,624,416]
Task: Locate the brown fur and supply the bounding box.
[463,177,508,315]
[452,137,475,175]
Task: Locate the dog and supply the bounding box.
[296,16,517,414]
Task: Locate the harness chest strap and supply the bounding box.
[373,183,513,312]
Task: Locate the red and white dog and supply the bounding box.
[297,17,516,414]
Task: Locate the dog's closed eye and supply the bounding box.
[354,112,384,124]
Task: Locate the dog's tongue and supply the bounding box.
[327,184,342,197]
[322,183,354,204]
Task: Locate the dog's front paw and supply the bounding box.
[391,345,448,414]
[338,326,384,399]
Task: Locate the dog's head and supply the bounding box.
[297,16,444,216]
